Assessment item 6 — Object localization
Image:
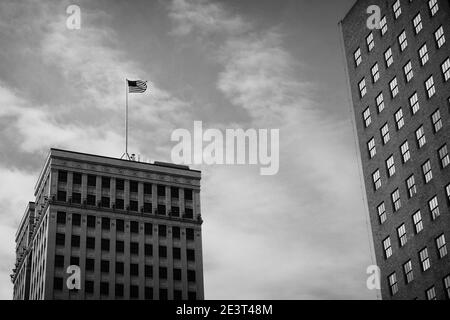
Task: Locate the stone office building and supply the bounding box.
[12,148,204,300]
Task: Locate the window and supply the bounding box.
[380,16,387,35]
[101,217,110,230]
[375,93,385,113]
[158,224,167,237]
[72,192,81,204]
[73,214,83,228]
[409,92,420,114]
[174,268,182,281]
[173,247,181,260]
[406,175,417,198]
[187,249,195,261]
[116,240,124,253]
[130,285,139,299]
[172,226,181,239]
[145,244,153,256]
[56,211,66,225]
[373,170,381,190]
[354,48,362,66]
[58,170,67,182]
[386,155,396,177]
[381,123,390,145]
[144,183,152,195]
[425,76,435,98]
[101,239,110,252]
[435,26,446,48]
[101,197,110,208]
[129,200,138,212]
[397,224,407,247]
[159,245,167,258]
[86,237,95,250]
[390,77,399,98]
[419,248,431,271]
[422,160,433,183]
[186,228,195,241]
[130,242,139,255]
[87,175,96,187]
[416,126,426,148]
[403,61,413,82]
[116,219,124,232]
[401,141,410,163]
[359,78,367,98]
[116,262,124,275]
[371,63,380,83]
[116,179,124,190]
[130,221,139,233]
[366,32,374,51]
[413,13,422,34]
[85,258,94,272]
[188,291,197,300]
[385,47,393,67]
[157,204,166,216]
[57,190,66,202]
[73,172,82,185]
[101,176,110,189]
[393,0,401,19]
[71,235,80,248]
[383,237,392,259]
[159,267,167,279]
[428,0,439,16]
[157,185,166,197]
[398,30,408,51]
[145,287,153,300]
[115,198,124,210]
[143,202,152,213]
[70,256,79,265]
[442,58,450,81]
[368,138,376,158]
[392,189,401,212]
[115,284,124,298]
[377,202,387,224]
[101,260,109,274]
[188,270,196,283]
[85,280,94,294]
[100,282,109,296]
[431,109,442,133]
[145,265,153,278]
[130,180,138,193]
[54,255,64,268]
[388,273,398,296]
[56,233,65,246]
[363,107,371,127]
[159,288,168,300]
[403,260,414,284]
[395,108,404,130]
[426,287,437,300]
[53,277,63,291]
[444,275,450,299]
[439,145,449,168]
[419,44,429,66]
[86,194,96,206]
[429,196,440,220]
[413,211,423,234]
[130,263,139,276]
[436,234,447,258]
[144,223,153,235]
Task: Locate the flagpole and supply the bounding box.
[121,79,130,160]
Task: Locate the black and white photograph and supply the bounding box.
[0,0,449,308]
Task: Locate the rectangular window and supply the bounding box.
[413,211,423,234]
[435,26,446,48]
[413,13,423,34]
[366,32,374,51]
[73,172,82,185]
[425,76,435,98]
[403,260,414,284]
[116,240,124,253]
[101,176,110,189]
[130,242,139,255]
[115,284,124,298]
[392,189,401,212]
[130,221,139,233]
[101,260,109,273]
[409,92,420,114]
[383,237,392,259]
[381,123,390,145]
[371,63,380,83]
[416,126,426,148]
[380,16,387,35]
[401,141,410,163]
[428,0,439,16]
[390,77,399,98]
[442,58,450,81]
[422,160,433,183]
[145,244,153,256]
[130,180,138,193]
[393,0,401,19]
[431,109,442,133]
[172,226,181,239]
[72,192,81,204]
[354,48,362,67]
[419,248,431,271]
[101,238,110,252]
[187,249,196,261]
[385,47,394,67]
[116,262,124,275]
[373,170,381,190]
[388,273,398,296]
[397,224,407,247]
[368,138,376,158]
[406,175,417,198]
[398,30,408,51]
[376,93,385,113]
[403,61,413,82]
[377,202,387,224]
[56,211,66,225]
[58,170,67,182]
[429,196,440,220]
[87,175,96,187]
[419,44,429,66]
[386,155,396,177]
[436,234,448,258]
[395,108,404,130]
[439,145,449,168]
[426,287,437,300]
[359,78,367,98]
[363,107,371,127]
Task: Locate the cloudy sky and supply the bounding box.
[0,0,378,299]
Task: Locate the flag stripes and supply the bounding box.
[127,79,147,93]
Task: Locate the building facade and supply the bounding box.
[341,0,450,299]
[12,148,204,300]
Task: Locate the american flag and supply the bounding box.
[127,79,148,93]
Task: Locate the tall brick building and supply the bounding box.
[340,0,450,299]
[11,148,204,300]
